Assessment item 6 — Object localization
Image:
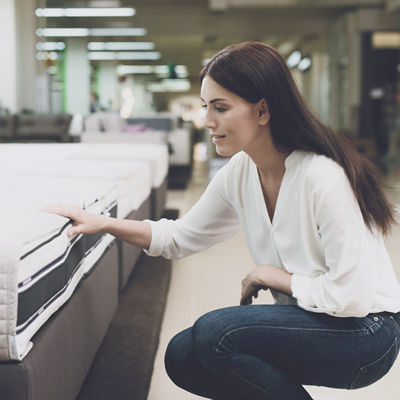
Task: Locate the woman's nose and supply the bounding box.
[203,113,216,129]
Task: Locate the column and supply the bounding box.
[15,0,36,112]
[98,62,118,111]
[65,38,90,115]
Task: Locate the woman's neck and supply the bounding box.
[245,129,289,179]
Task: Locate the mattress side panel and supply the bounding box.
[0,241,19,360]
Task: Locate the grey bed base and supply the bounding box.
[151,177,167,221]
[118,197,151,291]
[0,242,119,400]
[116,178,166,292]
[0,181,168,398]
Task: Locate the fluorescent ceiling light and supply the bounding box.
[35,8,135,17]
[287,50,301,68]
[155,65,188,75]
[117,65,155,74]
[36,28,146,37]
[298,57,311,72]
[90,28,146,36]
[36,28,89,37]
[88,51,161,60]
[372,32,400,48]
[36,41,66,51]
[369,87,385,99]
[117,65,188,78]
[88,52,115,60]
[88,42,154,51]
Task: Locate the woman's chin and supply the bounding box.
[215,146,235,158]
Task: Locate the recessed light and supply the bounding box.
[35,8,136,17]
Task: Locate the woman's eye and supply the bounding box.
[200,104,226,112]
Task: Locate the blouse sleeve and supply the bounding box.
[290,169,377,317]
[144,162,241,259]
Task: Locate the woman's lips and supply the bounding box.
[211,135,226,144]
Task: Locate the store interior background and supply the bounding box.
[1,0,399,175]
[1,1,400,399]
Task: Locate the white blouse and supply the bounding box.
[146,150,400,317]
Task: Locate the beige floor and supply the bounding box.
[147,160,400,400]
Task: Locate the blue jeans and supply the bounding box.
[164,305,400,399]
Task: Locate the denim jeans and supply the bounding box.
[164,305,400,400]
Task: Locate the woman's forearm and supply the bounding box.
[256,264,293,296]
[100,216,152,250]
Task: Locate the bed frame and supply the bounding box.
[0,179,167,399]
[0,242,118,400]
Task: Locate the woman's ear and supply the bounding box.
[257,99,270,126]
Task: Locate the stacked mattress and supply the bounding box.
[67,143,169,219]
[0,157,154,291]
[67,143,168,187]
[81,130,168,145]
[0,159,152,219]
[0,141,169,399]
[0,176,118,361]
[0,142,169,219]
[0,142,168,188]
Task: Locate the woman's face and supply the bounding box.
[200,75,267,157]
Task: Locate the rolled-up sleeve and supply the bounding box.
[144,164,241,259]
[291,170,377,317]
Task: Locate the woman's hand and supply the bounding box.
[240,267,268,305]
[240,264,293,305]
[41,205,106,238]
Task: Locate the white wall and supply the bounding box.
[0,0,18,112]
[0,0,37,113]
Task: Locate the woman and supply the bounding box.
[44,42,400,399]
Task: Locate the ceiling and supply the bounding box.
[41,0,392,82]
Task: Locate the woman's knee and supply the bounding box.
[192,308,233,364]
[164,327,193,383]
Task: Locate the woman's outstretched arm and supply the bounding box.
[42,205,152,250]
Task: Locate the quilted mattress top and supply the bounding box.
[0,143,169,188]
[0,159,151,218]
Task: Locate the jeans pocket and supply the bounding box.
[349,337,398,390]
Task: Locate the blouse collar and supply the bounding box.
[284,150,304,169]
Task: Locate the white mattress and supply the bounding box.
[81,130,168,145]
[0,143,169,189]
[67,143,169,188]
[0,176,118,361]
[0,159,151,219]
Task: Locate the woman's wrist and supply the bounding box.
[254,267,270,288]
[256,265,292,296]
[98,214,112,233]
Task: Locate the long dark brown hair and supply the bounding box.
[200,41,397,235]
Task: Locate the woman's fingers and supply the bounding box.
[40,204,63,213]
[240,295,253,306]
[240,286,254,305]
[67,227,80,237]
[41,204,77,218]
[41,205,85,237]
[41,204,103,237]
